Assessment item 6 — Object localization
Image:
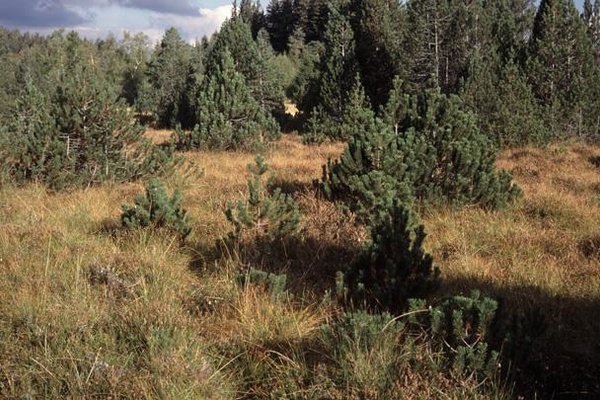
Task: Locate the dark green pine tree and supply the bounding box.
[238,0,266,38]
[392,90,522,208]
[120,32,151,108]
[344,200,440,313]
[205,15,285,123]
[404,0,451,93]
[180,48,279,151]
[321,111,424,224]
[350,0,407,108]
[323,85,521,222]
[461,49,547,147]
[292,0,329,43]
[266,0,295,53]
[302,1,358,139]
[7,32,173,190]
[583,0,600,63]
[178,41,205,129]
[528,0,600,137]
[146,27,191,128]
[205,15,259,90]
[252,29,287,118]
[6,79,61,185]
[485,0,537,64]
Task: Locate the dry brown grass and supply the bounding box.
[426,141,600,298]
[144,128,173,145]
[423,141,600,397]
[2,134,599,398]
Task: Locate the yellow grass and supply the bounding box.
[1,133,599,398]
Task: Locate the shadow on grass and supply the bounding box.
[186,227,600,399]
[440,276,600,400]
[187,233,357,298]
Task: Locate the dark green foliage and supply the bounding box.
[323,88,521,222]
[177,49,280,151]
[225,156,300,241]
[304,74,375,143]
[237,0,266,38]
[146,27,192,128]
[292,1,360,139]
[121,178,191,240]
[287,40,324,115]
[265,0,295,53]
[253,29,287,118]
[120,32,152,108]
[205,16,258,86]
[527,0,600,138]
[322,117,422,224]
[390,91,522,208]
[461,52,548,148]
[349,0,407,108]
[344,201,440,312]
[408,291,501,380]
[4,33,175,190]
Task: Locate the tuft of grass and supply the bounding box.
[2,134,600,398]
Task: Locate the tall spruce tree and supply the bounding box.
[6,32,173,190]
[301,1,358,139]
[120,32,151,109]
[252,29,287,117]
[350,0,407,108]
[146,27,191,128]
[461,50,547,147]
[404,0,451,93]
[178,49,279,151]
[528,0,600,137]
[266,0,295,52]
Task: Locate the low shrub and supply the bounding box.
[121,178,191,241]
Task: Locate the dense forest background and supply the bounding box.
[2,0,600,152]
[1,1,600,399]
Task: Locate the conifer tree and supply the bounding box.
[461,50,547,147]
[120,32,151,108]
[6,32,174,190]
[345,200,440,312]
[350,0,406,108]
[253,29,287,117]
[300,1,359,139]
[206,15,284,120]
[266,0,295,53]
[238,0,266,38]
[205,15,259,86]
[323,88,521,221]
[528,0,600,137]
[404,0,451,92]
[146,27,191,128]
[179,49,279,151]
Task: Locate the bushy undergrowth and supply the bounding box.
[322,90,522,224]
[224,155,300,265]
[344,201,440,312]
[121,178,191,240]
[1,137,598,399]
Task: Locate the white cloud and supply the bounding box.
[2,1,233,43]
[148,5,232,42]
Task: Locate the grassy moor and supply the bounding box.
[0,134,599,398]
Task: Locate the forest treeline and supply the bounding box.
[1,0,600,186]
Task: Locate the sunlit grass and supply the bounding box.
[1,134,599,398]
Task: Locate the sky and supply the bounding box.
[0,1,587,44]
[0,1,266,43]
